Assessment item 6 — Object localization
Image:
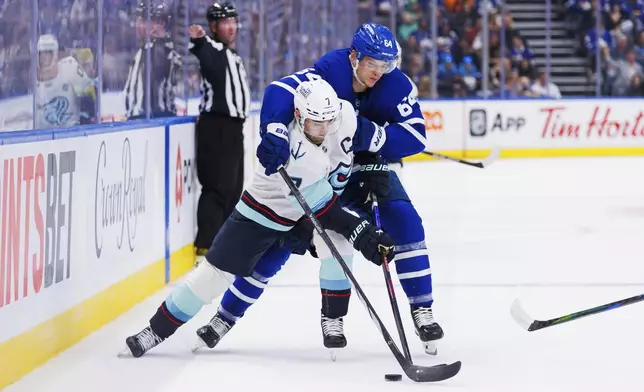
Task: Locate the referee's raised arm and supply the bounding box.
[191,2,250,264]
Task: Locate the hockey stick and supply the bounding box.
[278,168,461,383]
[510,294,644,332]
[371,194,413,362]
[421,146,500,168]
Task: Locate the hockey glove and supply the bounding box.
[257,124,290,176]
[354,152,390,200]
[349,221,394,266]
[281,218,316,257]
[353,116,387,153]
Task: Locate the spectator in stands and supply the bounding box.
[458,55,481,93]
[531,70,562,98]
[611,33,630,59]
[408,17,432,52]
[417,75,433,98]
[604,1,628,32]
[404,52,427,87]
[607,48,644,95]
[397,1,422,41]
[633,30,644,64]
[516,58,533,79]
[437,21,459,54]
[510,36,535,69]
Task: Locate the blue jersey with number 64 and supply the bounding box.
[260,48,427,162]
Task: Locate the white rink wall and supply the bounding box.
[2,96,644,388]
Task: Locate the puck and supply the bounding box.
[384,374,402,382]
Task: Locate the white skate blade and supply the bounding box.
[117,346,132,357]
[423,341,438,356]
[329,349,337,362]
[192,339,207,353]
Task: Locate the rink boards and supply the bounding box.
[409,98,644,160]
[0,118,204,388]
[1,97,644,388]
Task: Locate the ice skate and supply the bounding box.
[411,305,443,355]
[321,315,347,362]
[118,326,164,358]
[192,313,233,352]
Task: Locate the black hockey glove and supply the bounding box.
[349,221,395,266]
[354,152,390,202]
[281,218,316,257]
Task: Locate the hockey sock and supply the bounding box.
[150,302,185,339]
[319,251,353,318]
[321,288,351,318]
[150,282,207,339]
[380,200,433,307]
[218,272,270,323]
[218,244,291,323]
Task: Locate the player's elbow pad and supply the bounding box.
[314,195,369,243]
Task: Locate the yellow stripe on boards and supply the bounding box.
[404,147,644,162]
[0,244,195,389]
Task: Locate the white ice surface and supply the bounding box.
[7,156,644,391]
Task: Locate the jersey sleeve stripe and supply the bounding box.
[239,191,298,229]
[288,75,303,85]
[270,80,296,95]
[205,36,224,50]
[404,117,425,126]
[399,122,428,147]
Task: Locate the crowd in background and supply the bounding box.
[372,0,549,98]
[0,0,641,132]
[568,0,644,96]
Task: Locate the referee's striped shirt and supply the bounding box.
[189,35,250,120]
[124,38,182,119]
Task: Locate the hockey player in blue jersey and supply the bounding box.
[119,78,395,358]
[252,23,444,355]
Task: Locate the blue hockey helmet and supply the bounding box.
[351,23,399,74]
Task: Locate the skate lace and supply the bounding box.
[412,307,435,327]
[209,316,232,336]
[321,316,344,337]
[139,327,162,351]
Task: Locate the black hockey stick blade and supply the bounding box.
[422,146,500,168]
[511,294,644,332]
[404,362,462,382]
[278,168,461,382]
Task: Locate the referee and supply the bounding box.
[124,2,182,119]
[189,2,250,258]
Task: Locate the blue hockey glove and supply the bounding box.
[257,124,290,176]
[353,116,387,153]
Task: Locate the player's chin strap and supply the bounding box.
[351,58,367,87]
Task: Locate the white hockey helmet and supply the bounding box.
[294,79,342,143]
[37,34,59,71]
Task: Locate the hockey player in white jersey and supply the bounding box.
[35,34,96,129]
[121,78,394,358]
